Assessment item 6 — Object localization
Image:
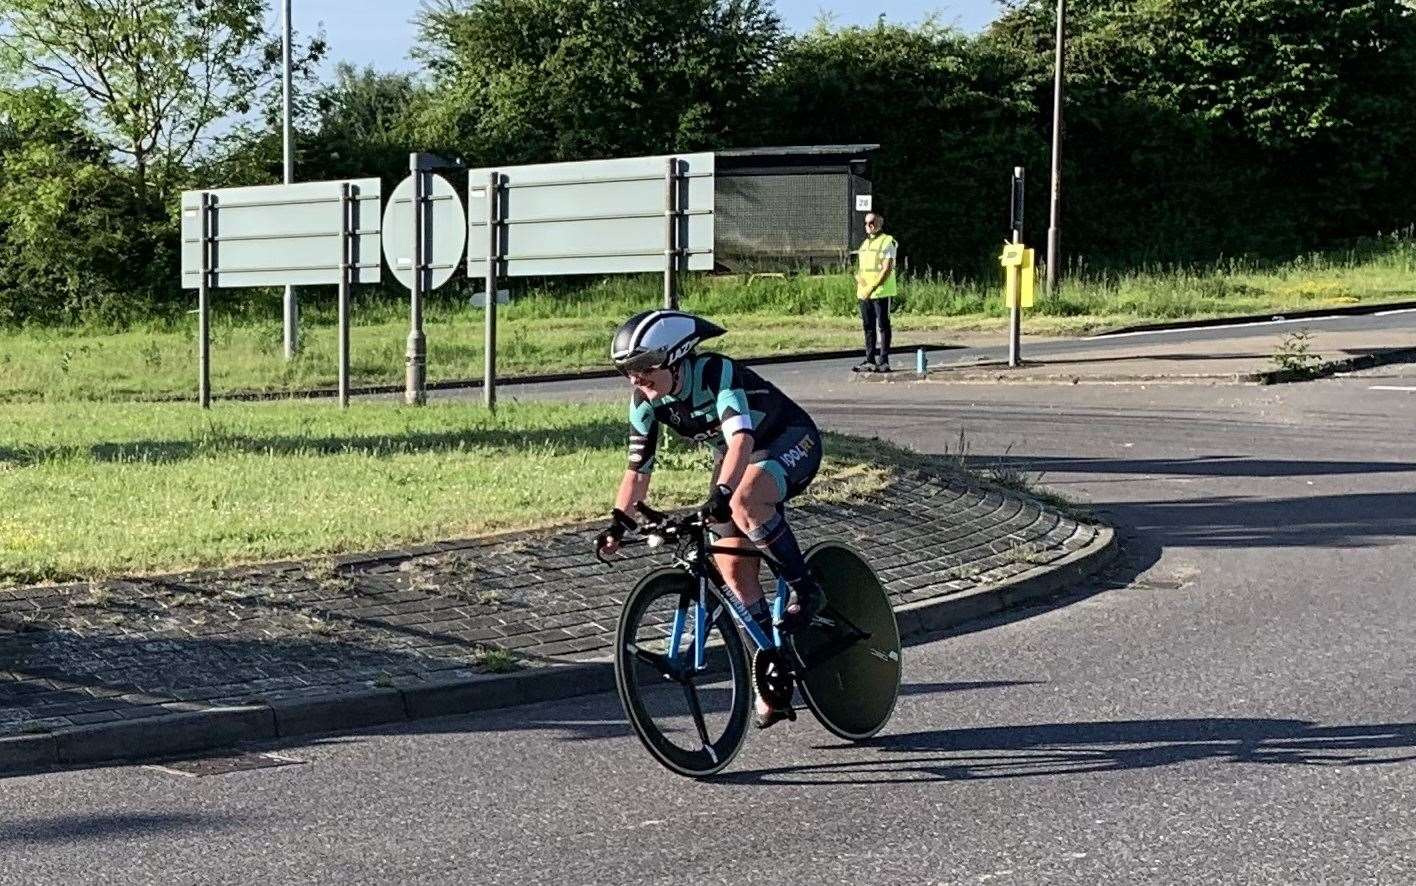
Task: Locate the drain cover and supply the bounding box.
[146,750,304,777]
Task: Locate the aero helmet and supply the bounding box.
[611,310,726,373]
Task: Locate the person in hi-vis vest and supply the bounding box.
[853,211,898,372]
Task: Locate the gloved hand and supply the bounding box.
[702,483,734,523]
[594,520,625,556]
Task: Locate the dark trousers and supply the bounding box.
[859,297,892,364]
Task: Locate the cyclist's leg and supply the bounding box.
[727,426,824,631]
[716,467,800,723]
[710,536,763,606]
[706,458,767,621]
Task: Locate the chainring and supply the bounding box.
[752,647,795,709]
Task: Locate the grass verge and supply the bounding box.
[0,399,976,585]
[3,236,1413,402]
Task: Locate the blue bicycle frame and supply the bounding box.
[663,572,789,672]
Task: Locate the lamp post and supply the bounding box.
[1046,0,1065,297]
[281,0,299,359]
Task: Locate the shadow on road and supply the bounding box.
[721,717,1416,786]
[0,812,226,846]
[979,454,1416,548]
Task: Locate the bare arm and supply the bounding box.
[714,431,756,492]
[600,469,653,555]
[614,469,653,513]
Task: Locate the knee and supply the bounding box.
[729,489,772,529]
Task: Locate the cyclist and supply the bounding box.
[595,309,825,728]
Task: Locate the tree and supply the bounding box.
[410,0,782,164]
[0,0,325,211]
[0,87,135,323]
[302,63,421,184]
[987,0,1416,259]
[755,19,1043,273]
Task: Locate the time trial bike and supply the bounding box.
[600,502,902,778]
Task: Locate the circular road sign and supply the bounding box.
[381,172,467,291]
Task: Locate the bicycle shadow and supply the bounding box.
[719,717,1416,786]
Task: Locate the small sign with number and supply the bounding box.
[855,194,872,212]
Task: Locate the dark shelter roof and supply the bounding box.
[715,144,880,171]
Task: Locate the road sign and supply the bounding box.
[466,152,714,278]
[180,179,381,289]
[382,172,467,291]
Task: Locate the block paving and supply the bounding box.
[0,470,1101,737]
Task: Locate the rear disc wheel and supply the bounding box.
[792,542,902,741]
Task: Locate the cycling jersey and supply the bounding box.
[626,352,814,475]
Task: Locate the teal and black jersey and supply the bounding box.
[627,352,814,474]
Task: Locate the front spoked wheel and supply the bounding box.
[614,568,751,778]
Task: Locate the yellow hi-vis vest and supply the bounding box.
[855,233,898,299]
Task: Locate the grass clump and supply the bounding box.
[1269,329,1324,377]
[474,647,520,673]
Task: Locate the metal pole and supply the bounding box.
[281,0,298,359]
[338,181,351,408]
[484,171,499,410]
[1046,0,1065,297]
[1010,167,1024,368]
[198,192,211,409]
[663,156,677,310]
[405,158,427,405]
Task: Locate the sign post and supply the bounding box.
[1047,0,1067,297]
[382,153,467,407]
[281,0,298,361]
[1009,167,1025,367]
[485,170,499,410]
[664,156,677,310]
[198,192,212,409]
[338,182,352,407]
[466,152,714,405]
[407,159,426,405]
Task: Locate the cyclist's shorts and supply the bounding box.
[708,423,822,538]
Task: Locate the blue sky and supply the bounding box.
[285,1,1003,78]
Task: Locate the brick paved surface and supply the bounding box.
[0,470,1100,737]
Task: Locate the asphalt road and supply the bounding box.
[4,360,1415,884]
[422,303,1416,404]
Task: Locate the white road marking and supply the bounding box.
[1091,306,1416,340]
[1368,385,1416,391]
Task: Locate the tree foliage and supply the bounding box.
[755,20,1042,273]
[0,0,323,208]
[985,0,1416,261]
[0,0,324,322]
[3,0,1416,325]
[0,87,140,323]
[411,0,783,163]
[301,63,422,184]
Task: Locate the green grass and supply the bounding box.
[3,236,1413,402]
[0,399,906,585]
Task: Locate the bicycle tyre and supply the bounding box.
[614,568,752,778]
[793,541,902,741]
